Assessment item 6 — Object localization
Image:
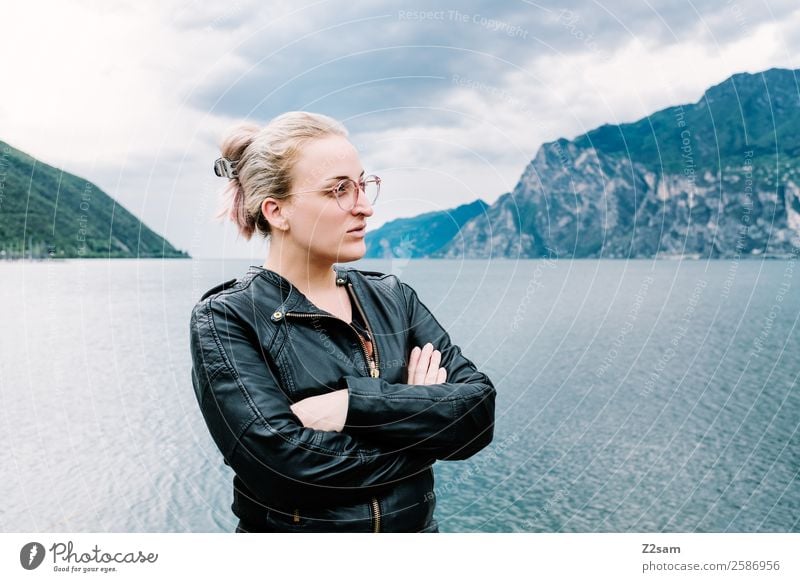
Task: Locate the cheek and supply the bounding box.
[302,204,346,243]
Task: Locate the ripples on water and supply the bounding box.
[0,258,797,532]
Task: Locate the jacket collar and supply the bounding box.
[246,264,353,289]
[246,264,360,319]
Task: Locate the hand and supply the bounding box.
[290,390,348,432]
[406,342,448,385]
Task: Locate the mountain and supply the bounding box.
[376,68,800,259]
[363,199,488,258]
[0,140,189,259]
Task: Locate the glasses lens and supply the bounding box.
[363,177,380,205]
[334,176,380,210]
[333,179,356,210]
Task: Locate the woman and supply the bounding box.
[189,111,496,533]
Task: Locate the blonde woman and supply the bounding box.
[189,111,496,532]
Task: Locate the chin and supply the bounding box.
[336,253,366,263]
[335,244,367,263]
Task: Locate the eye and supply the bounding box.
[332,182,347,194]
[332,179,358,197]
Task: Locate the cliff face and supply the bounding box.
[431,68,800,259]
[439,142,798,259]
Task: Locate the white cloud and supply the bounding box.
[0,1,263,165]
[1,1,259,257]
[524,11,797,135]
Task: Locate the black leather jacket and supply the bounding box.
[189,265,496,532]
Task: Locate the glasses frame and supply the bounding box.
[291,175,381,211]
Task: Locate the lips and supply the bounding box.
[347,224,367,233]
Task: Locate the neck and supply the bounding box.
[262,236,337,296]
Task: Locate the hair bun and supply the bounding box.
[220,123,260,162]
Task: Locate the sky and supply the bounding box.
[2,0,799,259]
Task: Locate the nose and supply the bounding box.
[350,184,374,216]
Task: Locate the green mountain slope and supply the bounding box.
[0,140,188,259]
[572,67,800,173]
[363,199,488,258]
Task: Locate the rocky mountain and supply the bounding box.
[0,140,188,259]
[374,68,800,259]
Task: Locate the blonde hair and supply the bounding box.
[216,111,349,240]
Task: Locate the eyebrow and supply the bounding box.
[325,169,365,182]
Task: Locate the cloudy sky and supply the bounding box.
[3,0,799,258]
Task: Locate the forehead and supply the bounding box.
[292,135,361,185]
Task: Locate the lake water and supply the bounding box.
[1,258,798,532]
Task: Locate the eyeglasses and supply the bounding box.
[291,175,381,211]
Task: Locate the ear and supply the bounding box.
[261,197,290,231]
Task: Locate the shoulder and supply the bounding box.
[200,278,239,302]
[191,279,241,330]
[191,269,263,319]
[190,270,284,353]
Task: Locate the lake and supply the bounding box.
[1,257,797,532]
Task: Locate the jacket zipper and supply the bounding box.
[283,292,380,378]
[370,497,381,533]
[346,283,381,378]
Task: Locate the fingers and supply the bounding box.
[407,345,421,383]
[412,343,434,384]
[425,346,442,384]
[408,343,448,385]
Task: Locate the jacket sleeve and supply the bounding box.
[340,280,496,461]
[189,298,434,496]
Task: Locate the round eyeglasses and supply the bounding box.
[292,175,381,211]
